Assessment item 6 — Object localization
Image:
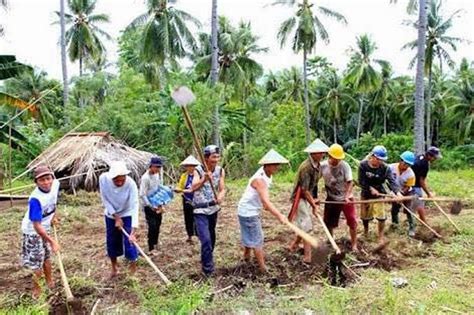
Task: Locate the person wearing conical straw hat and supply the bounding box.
[320,144,358,251]
[289,139,329,263]
[237,149,289,273]
[176,155,200,243]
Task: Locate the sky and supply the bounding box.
[1,0,473,80]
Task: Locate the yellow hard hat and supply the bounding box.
[328,144,345,160]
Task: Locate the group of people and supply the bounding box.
[19,140,442,297]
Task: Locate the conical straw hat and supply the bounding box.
[180,155,201,166]
[258,149,289,165]
[304,138,329,153]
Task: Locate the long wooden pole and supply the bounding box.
[120,227,171,285]
[0,168,107,194]
[433,201,461,232]
[400,203,442,238]
[181,107,218,200]
[314,213,341,254]
[52,226,74,301]
[284,220,319,248]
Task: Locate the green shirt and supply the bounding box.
[291,158,321,201]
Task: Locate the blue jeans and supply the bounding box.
[194,212,218,275]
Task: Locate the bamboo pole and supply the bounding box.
[8,122,12,207]
[52,226,74,301]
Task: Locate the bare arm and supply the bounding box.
[216,168,226,203]
[419,177,432,197]
[344,181,354,202]
[191,169,209,191]
[252,179,287,223]
[33,222,59,253]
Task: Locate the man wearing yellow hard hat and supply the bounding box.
[320,144,358,251]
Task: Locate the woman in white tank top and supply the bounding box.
[237,149,289,273]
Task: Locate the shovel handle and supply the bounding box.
[52,226,74,301]
[433,201,461,232]
[120,227,172,285]
[399,204,442,238]
[314,212,342,254]
[284,220,319,248]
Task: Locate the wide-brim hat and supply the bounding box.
[107,161,131,179]
[258,149,289,165]
[180,155,201,166]
[304,139,329,153]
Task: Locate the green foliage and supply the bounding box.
[130,280,209,314]
[432,145,474,170]
[347,132,414,163]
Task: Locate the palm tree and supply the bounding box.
[193,18,267,96]
[448,59,473,144]
[373,60,395,135]
[127,0,200,67]
[315,67,357,142]
[274,0,347,144]
[59,0,69,105]
[210,0,220,145]
[268,67,305,104]
[344,34,381,143]
[57,0,112,76]
[390,0,426,154]
[403,0,468,147]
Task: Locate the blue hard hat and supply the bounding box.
[400,151,415,166]
[372,145,388,161]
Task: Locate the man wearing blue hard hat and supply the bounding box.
[389,151,416,237]
[358,145,400,246]
[411,146,442,224]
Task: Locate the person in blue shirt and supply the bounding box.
[21,165,60,299]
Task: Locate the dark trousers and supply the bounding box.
[144,206,163,251]
[183,198,196,237]
[194,212,218,275]
[391,202,414,228]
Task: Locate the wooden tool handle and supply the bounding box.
[433,201,461,232]
[52,226,74,301]
[400,204,442,238]
[284,221,319,248]
[181,107,219,200]
[314,213,342,254]
[120,227,172,285]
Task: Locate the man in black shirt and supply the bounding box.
[358,145,400,245]
[412,146,442,223]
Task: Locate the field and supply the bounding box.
[0,169,473,314]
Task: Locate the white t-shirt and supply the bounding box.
[237,167,272,217]
[21,179,60,235]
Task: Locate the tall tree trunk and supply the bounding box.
[356,95,364,143]
[79,55,83,77]
[302,49,311,145]
[383,106,387,136]
[333,120,337,143]
[59,0,68,106]
[210,0,220,146]
[414,0,428,154]
[426,66,433,148]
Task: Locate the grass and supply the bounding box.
[0,169,473,314]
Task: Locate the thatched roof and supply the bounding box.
[27,132,156,191]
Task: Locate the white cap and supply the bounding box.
[258,149,289,165]
[107,161,131,179]
[180,155,201,166]
[304,139,329,153]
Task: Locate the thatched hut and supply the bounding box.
[27,132,158,191]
